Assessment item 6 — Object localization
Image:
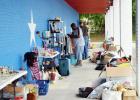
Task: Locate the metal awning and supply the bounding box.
[65,0,111,14]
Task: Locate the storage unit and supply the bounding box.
[48,19,65,50]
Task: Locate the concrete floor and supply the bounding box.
[39,43,136,100]
[39,60,103,100]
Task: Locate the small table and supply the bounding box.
[0,71,27,90]
[0,71,27,99]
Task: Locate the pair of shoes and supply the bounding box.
[74,63,82,67]
[74,63,79,66]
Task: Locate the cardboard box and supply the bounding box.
[108,45,117,51]
[123,90,137,100]
[103,55,112,63]
[3,84,24,94]
[91,52,98,63]
[106,67,132,77]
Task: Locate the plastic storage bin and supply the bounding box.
[36,80,49,95]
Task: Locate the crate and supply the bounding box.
[36,80,49,95]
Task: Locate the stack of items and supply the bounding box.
[90,37,118,71]
[3,83,39,100]
[39,48,58,58]
[0,66,18,75]
[106,57,132,81]
[2,84,25,100]
[87,81,136,100]
[102,37,115,51]
[102,81,136,100]
[90,51,116,71]
[0,66,24,99]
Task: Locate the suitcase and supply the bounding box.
[69,54,77,65]
[65,54,77,65]
[59,58,70,76]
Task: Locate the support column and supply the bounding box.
[105,13,107,40]
[108,9,111,38]
[136,0,140,96]
[106,8,113,39]
[109,6,114,38]
[113,0,121,46]
[105,11,109,40]
[120,0,132,56]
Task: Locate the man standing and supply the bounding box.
[80,21,89,59]
[70,23,85,66]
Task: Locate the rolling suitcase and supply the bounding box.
[59,58,70,76]
[69,54,77,65]
[65,54,77,65]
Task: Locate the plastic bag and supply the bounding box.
[102,89,122,100]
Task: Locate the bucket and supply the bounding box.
[36,80,49,95]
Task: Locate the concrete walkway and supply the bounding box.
[39,43,136,100]
[39,60,103,100]
[39,47,104,100]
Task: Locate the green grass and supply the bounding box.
[90,33,136,42]
[133,33,136,42]
[90,33,105,42]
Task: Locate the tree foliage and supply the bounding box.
[80,14,105,34]
[80,0,136,35]
[132,0,136,34]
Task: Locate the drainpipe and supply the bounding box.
[119,0,122,57]
[136,0,140,96]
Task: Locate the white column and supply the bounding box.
[106,7,114,40]
[113,0,121,46]
[108,9,111,38]
[105,11,109,40]
[136,0,140,96]
[105,13,107,40]
[120,0,132,56]
[109,6,114,38]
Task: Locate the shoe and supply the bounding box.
[74,60,80,66]
[74,63,79,66]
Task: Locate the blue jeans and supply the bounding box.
[83,36,89,59]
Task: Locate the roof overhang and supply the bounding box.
[65,0,112,14]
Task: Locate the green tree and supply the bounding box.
[132,0,136,33]
[80,14,105,34]
[80,0,136,41]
